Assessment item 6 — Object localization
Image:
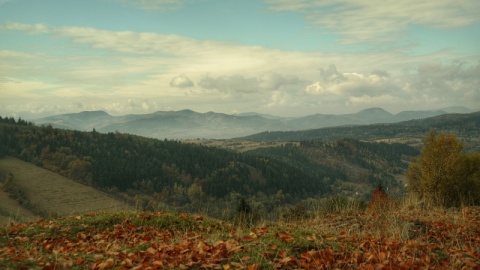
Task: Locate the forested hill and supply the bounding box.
[0,116,418,219]
[240,112,480,151]
[0,117,330,201]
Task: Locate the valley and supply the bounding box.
[32,107,475,140]
[0,110,479,268]
[0,110,478,223]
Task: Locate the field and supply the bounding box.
[0,157,131,222]
[0,204,479,269]
[182,139,300,152]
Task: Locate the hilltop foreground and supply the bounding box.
[1,206,479,269]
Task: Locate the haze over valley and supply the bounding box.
[33,106,475,140]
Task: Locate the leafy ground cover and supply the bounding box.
[1,207,479,269]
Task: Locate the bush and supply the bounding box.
[233,198,260,227]
[280,204,311,222]
[367,184,397,215]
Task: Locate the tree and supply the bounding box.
[406,130,478,207]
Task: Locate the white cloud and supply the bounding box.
[198,72,304,94]
[405,61,480,103]
[198,74,259,93]
[0,78,56,98]
[2,22,50,34]
[304,62,480,112]
[266,91,288,107]
[170,74,194,88]
[265,0,480,44]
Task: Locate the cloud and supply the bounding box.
[2,22,479,116]
[405,61,480,103]
[2,22,50,34]
[258,72,301,90]
[0,50,36,59]
[198,74,259,93]
[305,61,480,112]
[198,72,303,93]
[170,74,194,88]
[110,0,186,10]
[0,78,56,98]
[265,0,480,44]
[319,64,347,84]
[371,69,390,78]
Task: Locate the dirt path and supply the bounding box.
[0,157,132,218]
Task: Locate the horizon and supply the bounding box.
[20,105,477,120]
[1,0,479,119]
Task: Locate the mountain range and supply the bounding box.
[33,106,474,139]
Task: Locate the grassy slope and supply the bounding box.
[1,205,479,269]
[0,189,40,226]
[0,157,132,219]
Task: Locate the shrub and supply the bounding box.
[367,184,397,215]
[280,204,311,222]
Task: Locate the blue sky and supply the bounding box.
[1,0,479,118]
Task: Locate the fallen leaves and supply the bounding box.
[1,209,479,269]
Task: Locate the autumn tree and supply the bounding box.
[406,130,479,207]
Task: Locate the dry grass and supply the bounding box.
[0,189,40,226]
[0,157,132,219]
[2,205,478,269]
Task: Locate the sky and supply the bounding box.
[0,0,479,118]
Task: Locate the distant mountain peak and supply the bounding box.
[357,107,392,115]
[77,110,110,116]
[178,109,196,114]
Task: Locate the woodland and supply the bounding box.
[241,112,480,152]
[0,116,421,220]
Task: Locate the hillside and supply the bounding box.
[240,112,480,152]
[244,139,418,200]
[0,157,131,222]
[0,117,422,221]
[0,189,40,226]
[1,206,479,269]
[32,107,473,140]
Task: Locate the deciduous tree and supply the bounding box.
[406,130,479,207]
